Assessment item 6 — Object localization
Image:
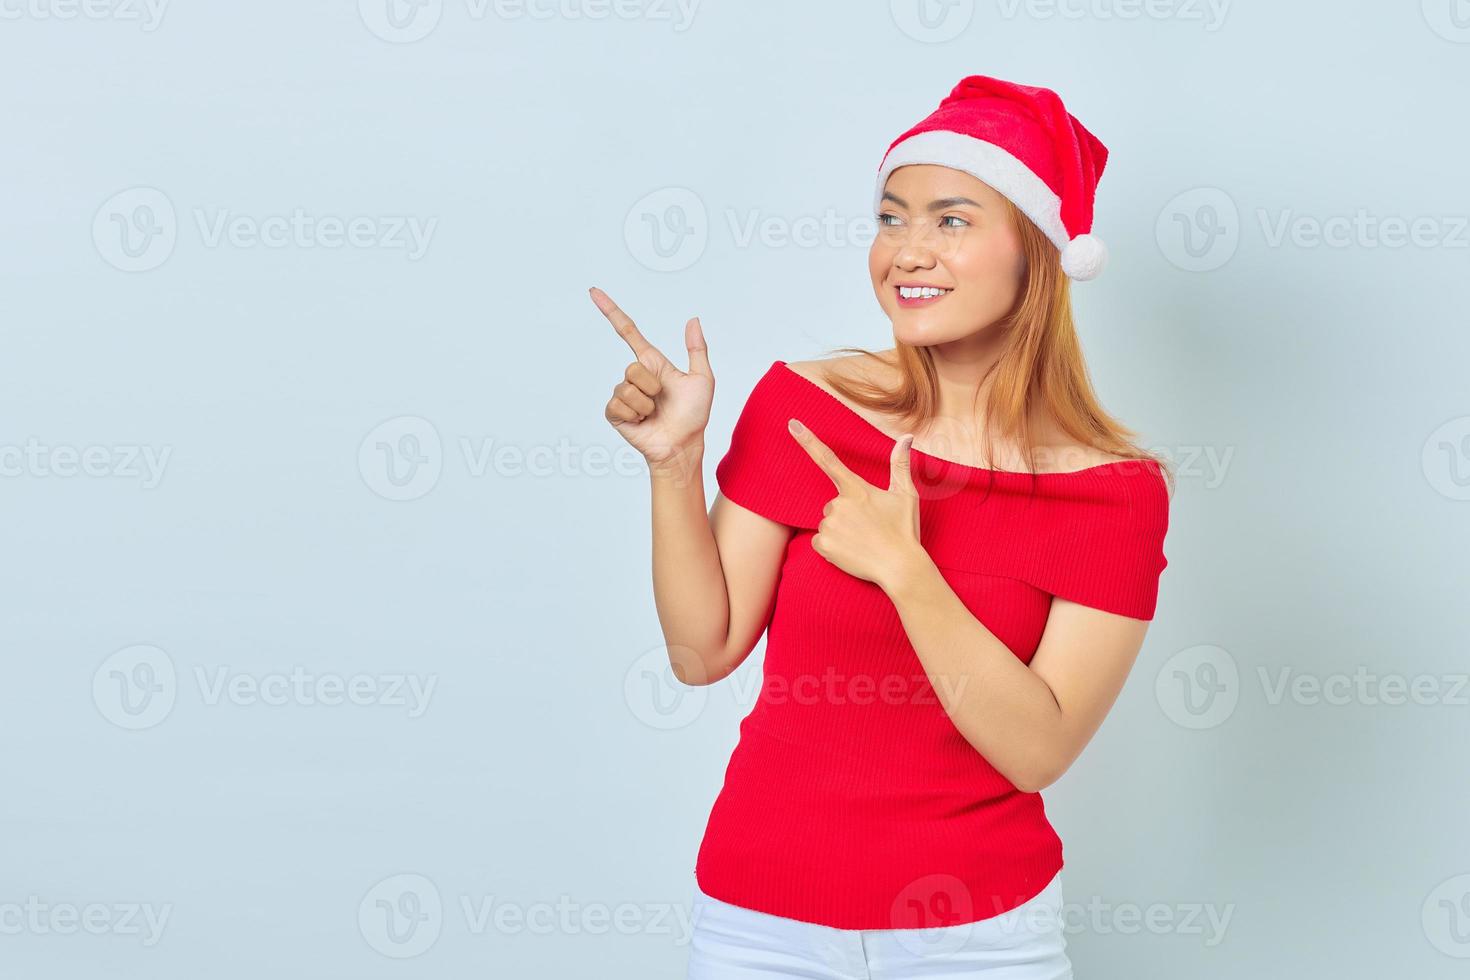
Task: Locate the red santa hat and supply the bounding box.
[874,74,1110,281]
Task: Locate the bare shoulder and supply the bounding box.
[1031,442,1133,474]
[783,350,900,394]
[1011,411,1155,475]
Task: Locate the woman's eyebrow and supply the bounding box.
[927,196,983,210]
[879,191,983,210]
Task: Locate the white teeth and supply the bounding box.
[899,286,950,299]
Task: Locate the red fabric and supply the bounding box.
[693,360,1170,929]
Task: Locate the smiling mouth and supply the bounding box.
[895,285,953,308]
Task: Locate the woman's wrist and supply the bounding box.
[648,440,705,487]
[879,542,940,602]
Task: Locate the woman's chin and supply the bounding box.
[888,307,1008,348]
[891,316,959,347]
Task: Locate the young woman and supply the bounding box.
[592,74,1172,979]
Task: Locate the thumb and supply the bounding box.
[889,433,917,496]
[685,316,712,378]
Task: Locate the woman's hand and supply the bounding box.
[787,418,928,590]
[591,286,713,473]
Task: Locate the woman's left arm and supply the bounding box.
[786,416,1151,794]
[883,556,1150,793]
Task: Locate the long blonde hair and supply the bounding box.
[825,196,1174,495]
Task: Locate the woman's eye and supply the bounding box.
[877,213,903,227]
[940,215,969,229]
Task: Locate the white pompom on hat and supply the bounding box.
[875,75,1111,281]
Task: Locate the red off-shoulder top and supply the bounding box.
[692,359,1171,930]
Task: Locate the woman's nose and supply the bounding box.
[894,241,938,269]
[893,224,943,267]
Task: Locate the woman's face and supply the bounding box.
[868,164,1027,348]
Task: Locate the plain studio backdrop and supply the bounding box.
[2,1,1467,977]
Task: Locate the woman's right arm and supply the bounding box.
[652,458,792,686]
[591,287,791,687]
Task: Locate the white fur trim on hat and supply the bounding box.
[874,130,1071,249]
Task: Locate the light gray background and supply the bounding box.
[3,1,1468,977]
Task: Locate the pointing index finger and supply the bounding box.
[589,286,664,366]
[788,417,864,493]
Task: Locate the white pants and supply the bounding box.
[686,871,1073,979]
